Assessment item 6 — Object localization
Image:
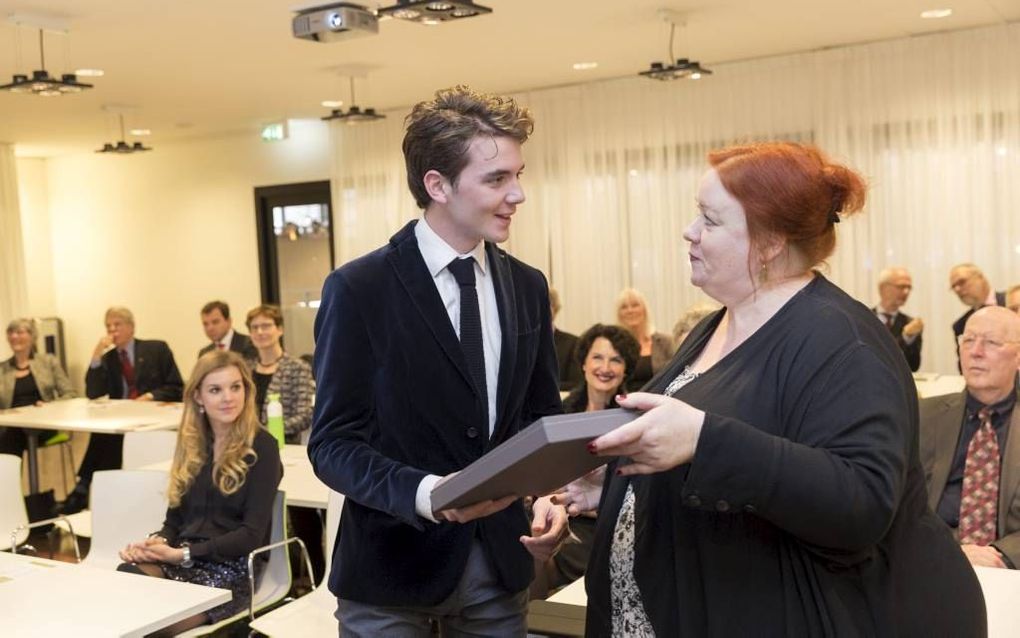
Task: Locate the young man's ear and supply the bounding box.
[423,170,448,204]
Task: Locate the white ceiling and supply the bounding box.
[1,0,1017,157]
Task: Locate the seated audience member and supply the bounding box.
[198,300,257,359]
[245,304,322,583]
[671,302,721,347]
[920,306,1020,569]
[61,306,184,514]
[874,267,924,372]
[540,324,639,594]
[615,287,675,391]
[245,305,314,443]
[117,351,282,636]
[949,263,1006,370]
[550,287,582,391]
[1007,284,1020,314]
[0,318,77,456]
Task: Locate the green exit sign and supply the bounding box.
[261,122,288,142]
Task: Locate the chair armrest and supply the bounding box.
[246,535,314,622]
[10,514,81,562]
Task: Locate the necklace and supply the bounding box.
[13,361,30,371]
[257,353,284,368]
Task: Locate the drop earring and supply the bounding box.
[197,404,205,414]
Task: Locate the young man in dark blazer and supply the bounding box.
[309,86,568,636]
[197,300,256,359]
[60,306,183,514]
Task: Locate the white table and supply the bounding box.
[0,551,230,637]
[142,444,328,509]
[913,373,965,399]
[0,398,182,493]
[529,567,1020,638]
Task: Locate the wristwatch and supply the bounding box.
[180,544,194,568]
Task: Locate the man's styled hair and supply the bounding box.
[201,300,231,319]
[105,306,135,326]
[402,85,534,209]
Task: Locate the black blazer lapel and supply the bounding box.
[487,242,518,447]
[387,222,476,398]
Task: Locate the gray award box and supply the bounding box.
[430,408,637,511]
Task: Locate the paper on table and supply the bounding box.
[431,409,637,511]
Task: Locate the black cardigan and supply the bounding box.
[159,428,283,561]
[585,275,985,637]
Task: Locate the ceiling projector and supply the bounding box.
[292,3,379,42]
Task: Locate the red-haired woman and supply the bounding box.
[562,143,984,636]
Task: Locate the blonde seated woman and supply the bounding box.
[117,350,282,636]
[615,288,676,392]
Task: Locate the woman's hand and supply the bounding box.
[118,536,184,564]
[590,392,705,476]
[553,466,606,515]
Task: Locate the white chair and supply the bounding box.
[2,453,81,559]
[81,469,169,569]
[122,430,178,469]
[177,489,293,637]
[58,430,178,539]
[248,490,345,637]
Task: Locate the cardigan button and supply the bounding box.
[686,494,701,507]
[743,504,757,514]
[466,426,480,439]
[715,500,730,512]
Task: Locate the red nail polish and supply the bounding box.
[586,442,597,454]
[615,469,623,476]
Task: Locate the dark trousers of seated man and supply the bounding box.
[336,539,528,638]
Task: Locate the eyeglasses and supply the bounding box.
[249,322,277,333]
[957,334,1020,351]
[949,274,974,290]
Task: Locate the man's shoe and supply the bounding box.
[58,490,89,515]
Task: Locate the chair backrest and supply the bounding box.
[83,469,168,569]
[0,454,29,550]
[122,430,178,470]
[324,490,345,573]
[253,490,290,606]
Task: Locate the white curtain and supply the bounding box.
[0,144,27,323]
[330,23,1020,375]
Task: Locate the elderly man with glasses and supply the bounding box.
[919,306,1020,569]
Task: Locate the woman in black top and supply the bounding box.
[118,350,282,636]
[543,324,637,594]
[0,318,76,455]
[562,143,985,636]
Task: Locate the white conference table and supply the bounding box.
[0,398,182,493]
[913,373,965,399]
[143,444,329,509]
[528,566,1020,637]
[0,551,230,637]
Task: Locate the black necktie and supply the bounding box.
[448,258,488,418]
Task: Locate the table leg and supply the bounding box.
[26,430,40,494]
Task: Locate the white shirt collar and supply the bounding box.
[217,329,235,348]
[414,216,488,278]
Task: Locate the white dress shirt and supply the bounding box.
[413,216,503,520]
[215,329,235,350]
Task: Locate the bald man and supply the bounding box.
[874,267,923,371]
[949,263,1006,370]
[920,306,1020,569]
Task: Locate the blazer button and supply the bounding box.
[686,494,701,507]
[743,504,757,514]
[466,427,479,439]
[715,500,730,512]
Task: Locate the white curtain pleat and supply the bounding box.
[0,144,28,322]
[330,23,1020,374]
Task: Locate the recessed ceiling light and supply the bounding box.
[74,68,105,77]
[321,100,344,108]
[920,8,953,19]
[572,62,598,71]
[129,129,151,136]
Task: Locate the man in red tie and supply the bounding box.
[873,267,924,371]
[919,306,1020,569]
[60,306,184,514]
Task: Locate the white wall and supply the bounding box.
[33,119,332,389]
[16,157,56,317]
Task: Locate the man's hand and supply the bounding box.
[961,544,1006,568]
[135,392,154,402]
[590,393,705,476]
[520,495,569,562]
[92,335,114,361]
[553,466,606,516]
[903,317,924,337]
[435,495,517,524]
